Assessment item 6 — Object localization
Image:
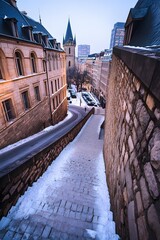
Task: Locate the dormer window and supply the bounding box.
[49,38,56,48]
[33,32,42,44]
[22,25,34,41]
[42,35,48,47]
[4,17,18,37]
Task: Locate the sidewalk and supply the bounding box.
[0,115,119,240]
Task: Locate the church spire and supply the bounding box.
[63,18,75,45]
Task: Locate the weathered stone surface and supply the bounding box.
[127,201,138,240]
[156,172,160,183]
[144,162,159,199]
[154,108,160,120]
[128,136,134,153]
[139,106,150,131]
[150,141,160,170]
[137,216,149,240]
[135,99,143,115]
[145,121,154,140]
[125,162,133,202]
[136,192,143,216]
[104,52,160,240]
[133,158,141,180]
[146,94,155,110]
[124,152,129,167]
[123,187,128,206]
[140,177,151,209]
[126,111,130,123]
[147,204,160,240]
[149,128,160,151]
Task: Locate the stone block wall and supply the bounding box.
[0,98,51,149]
[0,108,94,219]
[0,98,68,149]
[104,48,160,240]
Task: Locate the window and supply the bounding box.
[44,81,48,96]
[68,61,71,67]
[30,53,37,73]
[58,78,60,89]
[34,86,41,101]
[48,55,51,71]
[2,99,15,121]
[15,51,24,76]
[52,98,56,109]
[43,60,46,72]
[21,91,30,110]
[55,79,58,91]
[5,18,18,37]
[56,95,59,106]
[51,81,54,94]
[52,55,55,70]
[69,48,71,54]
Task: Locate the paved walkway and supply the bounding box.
[0,115,119,240]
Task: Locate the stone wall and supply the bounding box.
[0,98,50,149]
[0,108,94,219]
[104,47,160,240]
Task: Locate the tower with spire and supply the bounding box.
[63,19,76,70]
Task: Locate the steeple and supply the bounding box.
[63,18,76,46]
[63,18,76,70]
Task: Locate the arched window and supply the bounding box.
[15,51,24,76]
[30,52,37,73]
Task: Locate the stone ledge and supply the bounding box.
[113,46,160,102]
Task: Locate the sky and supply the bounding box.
[17,0,137,55]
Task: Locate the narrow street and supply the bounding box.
[0,114,119,240]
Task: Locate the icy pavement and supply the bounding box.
[0,115,119,240]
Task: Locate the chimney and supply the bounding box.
[10,0,17,7]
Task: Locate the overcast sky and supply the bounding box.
[17,0,137,55]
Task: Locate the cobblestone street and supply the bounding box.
[0,115,118,240]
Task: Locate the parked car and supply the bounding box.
[70,90,77,98]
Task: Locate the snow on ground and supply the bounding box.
[0,90,97,154]
[1,114,119,239]
[0,111,73,154]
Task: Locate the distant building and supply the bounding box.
[63,19,76,70]
[0,0,67,148]
[124,0,160,46]
[78,45,90,61]
[85,51,111,108]
[110,22,125,49]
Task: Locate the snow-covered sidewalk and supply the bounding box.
[0,115,119,240]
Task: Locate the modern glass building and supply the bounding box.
[78,45,90,60]
[110,22,125,49]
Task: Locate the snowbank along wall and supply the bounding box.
[0,108,94,219]
[104,46,160,240]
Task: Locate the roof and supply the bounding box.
[130,7,148,19]
[63,19,76,45]
[0,0,62,50]
[125,0,160,47]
